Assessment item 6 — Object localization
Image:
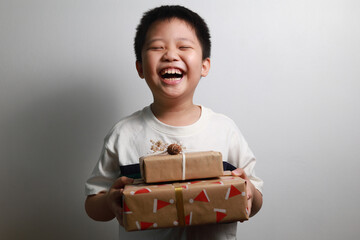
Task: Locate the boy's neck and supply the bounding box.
[150,101,201,126]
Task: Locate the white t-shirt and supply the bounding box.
[85,105,263,240]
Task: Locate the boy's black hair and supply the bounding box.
[134,5,211,62]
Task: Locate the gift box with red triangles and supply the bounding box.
[122,175,248,231]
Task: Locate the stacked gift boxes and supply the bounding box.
[122,150,248,231]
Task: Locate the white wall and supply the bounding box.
[1,0,359,239]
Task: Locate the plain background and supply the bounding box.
[1,0,359,239]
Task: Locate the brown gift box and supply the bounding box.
[122,176,248,231]
[139,151,223,183]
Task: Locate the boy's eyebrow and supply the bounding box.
[146,38,163,45]
[146,37,195,45]
[176,37,195,43]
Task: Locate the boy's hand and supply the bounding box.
[105,176,134,226]
[231,168,253,221]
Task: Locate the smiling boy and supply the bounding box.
[136,17,209,126]
[85,5,263,240]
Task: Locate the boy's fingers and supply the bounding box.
[231,168,248,180]
[122,177,134,185]
[112,189,124,199]
[107,189,124,208]
[231,168,243,176]
[247,200,252,216]
[108,189,125,212]
[113,176,134,188]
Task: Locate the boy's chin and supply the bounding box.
[157,88,189,101]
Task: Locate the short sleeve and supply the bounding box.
[227,127,264,194]
[85,140,120,196]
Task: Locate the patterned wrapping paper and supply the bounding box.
[122,176,248,231]
[139,151,223,183]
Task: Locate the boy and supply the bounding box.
[85,5,263,240]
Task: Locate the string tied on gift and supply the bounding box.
[181,152,186,180]
[167,144,188,180]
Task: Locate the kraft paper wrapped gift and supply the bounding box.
[122,176,248,231]
[139,151,223,183]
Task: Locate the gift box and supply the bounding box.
[122,176,248,231]
[139,151,223,183]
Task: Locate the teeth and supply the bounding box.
[160,68,182,75]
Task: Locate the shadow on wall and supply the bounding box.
[1,72,120,239]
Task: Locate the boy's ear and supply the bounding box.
[201,58,211,77]
[136,61,144,79]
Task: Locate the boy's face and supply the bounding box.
[136,18,210,103]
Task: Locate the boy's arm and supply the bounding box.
[85,177,134,223]
[85,192,115,221]
[247,179,263,217]
[232,168,263,218]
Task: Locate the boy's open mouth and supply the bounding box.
[160,68,184,81]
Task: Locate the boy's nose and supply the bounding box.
[162,48,179,62]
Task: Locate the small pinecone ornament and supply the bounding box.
[167,143,182,155]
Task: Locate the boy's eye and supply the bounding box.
[179,46,191,50]
[149,46,163,50]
